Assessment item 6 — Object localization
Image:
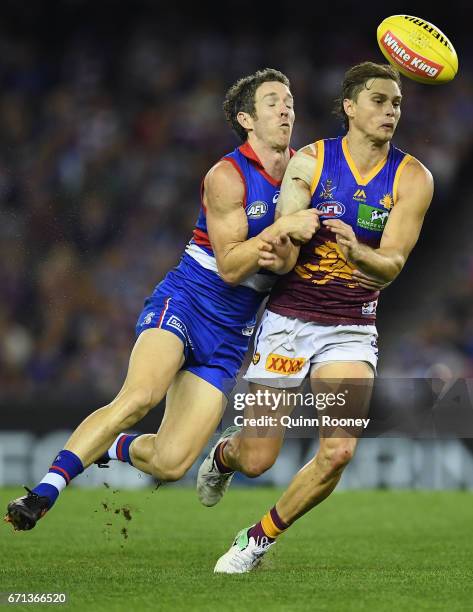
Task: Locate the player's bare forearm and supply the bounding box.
[214,213,315,285]
[351,268,392,291]
[217,235,270,285]
[324,219,405,283]
[217,214,312,284]
[214,208,317,285]
[349,244,405,283]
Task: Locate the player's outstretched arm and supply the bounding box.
[324,158,434,283]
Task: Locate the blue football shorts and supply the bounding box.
[136,274,255,395]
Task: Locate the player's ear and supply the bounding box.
[237,111,253,132]
[343,98,355,120]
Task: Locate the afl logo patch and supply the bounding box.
[316,201,346,219]
[247,201,268,219]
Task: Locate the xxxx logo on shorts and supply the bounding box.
[265,353,306,375]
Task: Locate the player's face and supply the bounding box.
[346,78,402,144]
[247,81,295,150]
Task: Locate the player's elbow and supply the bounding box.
[218,267,241,286]
[389,253,405,280]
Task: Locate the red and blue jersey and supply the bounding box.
[180,142,290,322]
[192,142,284,253]
[144,143,293,335]
[136,143,293,392]
[269,136,412,325]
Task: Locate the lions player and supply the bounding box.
[198,62,434,573]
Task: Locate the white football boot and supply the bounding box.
[214,527,275,574]
[196,425,241,507]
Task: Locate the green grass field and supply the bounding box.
[1,486,473,611]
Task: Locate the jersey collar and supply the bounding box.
[238,142,296,186]
[341,136,389,186]
[238,142,295,165]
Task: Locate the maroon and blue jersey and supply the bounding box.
[136,143,293,393]
[269,136,412,325]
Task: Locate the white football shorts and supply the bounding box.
[244,310,378,389]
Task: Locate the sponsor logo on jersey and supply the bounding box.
[357,204,389,231]
[166,315,194,347]
[353,188,367,202]
[319,179,335,200]
[362,299,378,316]
[247,201,268,219]
[265,353,306,375]
[316,201,346,218]
[272,191,280,204]
[252,352,261,365]
[379,193,394,210]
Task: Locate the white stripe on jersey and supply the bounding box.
[185,242,219,272]
[185,242,277,294]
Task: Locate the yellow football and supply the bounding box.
[377,15,458,84]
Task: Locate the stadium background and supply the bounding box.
[1,0,473,492]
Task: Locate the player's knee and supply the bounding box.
[331,444,355,471]
[150,452,190,482]
[320,440,356,475]
[239,450,277,479]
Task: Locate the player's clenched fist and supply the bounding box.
[276,209,321,243]
[257,234,293,273]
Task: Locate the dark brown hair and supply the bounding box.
[223,68,290,141]
[334,62,402,131]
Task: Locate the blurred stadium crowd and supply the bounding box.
[1,7,473,399]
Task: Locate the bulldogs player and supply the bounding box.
[5,69,319,531]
